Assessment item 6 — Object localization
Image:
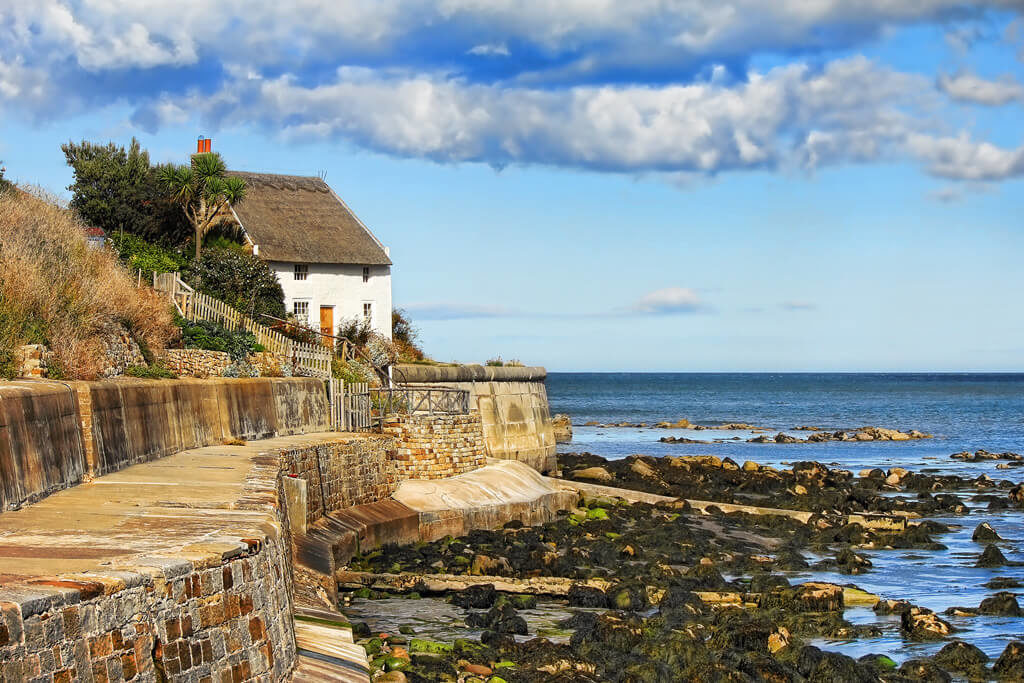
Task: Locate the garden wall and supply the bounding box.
[395,364,556,472]
[383,412,486,480]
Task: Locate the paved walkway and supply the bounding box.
[0,432,371,682]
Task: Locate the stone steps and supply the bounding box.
[292,607,369,683]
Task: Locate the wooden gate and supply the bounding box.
[328,379,371,431]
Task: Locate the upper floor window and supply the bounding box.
[363,302,373,322]
[294,264,308,281]
[293,301,309,322]
[362,266,370,283]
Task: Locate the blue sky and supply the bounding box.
[2,2,1023,371]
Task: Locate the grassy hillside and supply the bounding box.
[0,189,176,379]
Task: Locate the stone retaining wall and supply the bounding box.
[160,349,232,378]
[395,364,556,473]
[280,436,397,527]
[0,442,297,682]
[383,412,486,481]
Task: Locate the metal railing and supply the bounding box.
[370,386,471,418]
[153,271,332,378]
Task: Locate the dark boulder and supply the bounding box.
[566,584,608,608]
[898,658,952,682]
[934,640,989,677]
[796,645,877,682]
[977,544,1008,568]
[972,522,1003,543]
[465,604,527,635]
[979,592,1022,617]
[994,640,1024,680]
[451,583,498,609]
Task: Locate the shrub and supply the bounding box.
[392,308,425,361]
[0,191,176,379]
[331,357,376,385]
[184,248,286,320]
[336,316,374,349]
[108,232,188,276]
[223,360,259,378]
[485,357,505,367]
[125,363,177,379]
[177,318,262,361]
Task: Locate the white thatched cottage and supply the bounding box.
[225,171,393,342]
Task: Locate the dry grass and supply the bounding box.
[0,189,176,379]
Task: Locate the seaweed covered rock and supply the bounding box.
[607,582,649,611]
[465,604,527,635]
[977,544,1008,568]
[762,582,844,613]
[796,646,877,682]
[934,641,989,678]
[835,548,873,575]
[451,583,498,609]
[566,584,608,608]
[978,592,1022,617]
[994,641,1024,680]
[972,522,1003,543]
[900,608,953,640]
[899,658,952,682]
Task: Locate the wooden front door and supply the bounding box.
[319,306,333,347]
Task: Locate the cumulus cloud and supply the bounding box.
[1,1,1022,184]
[907,133,1024,180]
[937,71,1024,105]
[631,288,703,314]
[169,57,925,175]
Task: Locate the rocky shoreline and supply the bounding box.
[342,452,1024,682]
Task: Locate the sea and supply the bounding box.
[546,372,1024,664]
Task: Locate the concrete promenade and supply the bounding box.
[0,432,370,682]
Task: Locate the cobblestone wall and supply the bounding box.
[384,412,487,481]
[280,436,397,526]
[160,349,232,378]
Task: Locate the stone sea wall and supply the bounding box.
[0,377,330,509]
[0,382,87,511]
[395,365,556,473]
[280,435,397,527]
[86,377,329,477]
[383,412,486,481]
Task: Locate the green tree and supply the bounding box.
[159,153,246,261]
[184,248,286,320]
[61,138,185,242]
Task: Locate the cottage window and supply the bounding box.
[363,302,373,322]
[293,301,309,322]
[362,266,370,283]
[294,264,308,281]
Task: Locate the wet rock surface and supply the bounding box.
[342,453,1023,681]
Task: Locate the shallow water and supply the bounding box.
[343,596,594,644]
[548,373,1024,662]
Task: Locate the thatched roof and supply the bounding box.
[226,171,391,265]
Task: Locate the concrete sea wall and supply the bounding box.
[0,382,87,512]
[87,377,329,477]
[0,377,330,510]
[395,364,556,473]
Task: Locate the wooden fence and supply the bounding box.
[154,271,332,378]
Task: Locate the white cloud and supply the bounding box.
[631,287,703,314]
[937,71,1024,105]
[780,301,816,311]
[182,57,924,175]
[907,133,1024,180]
[467,43,510,57]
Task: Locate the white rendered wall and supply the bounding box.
[269,261,392,340]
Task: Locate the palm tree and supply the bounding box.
[159,153,246,261]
